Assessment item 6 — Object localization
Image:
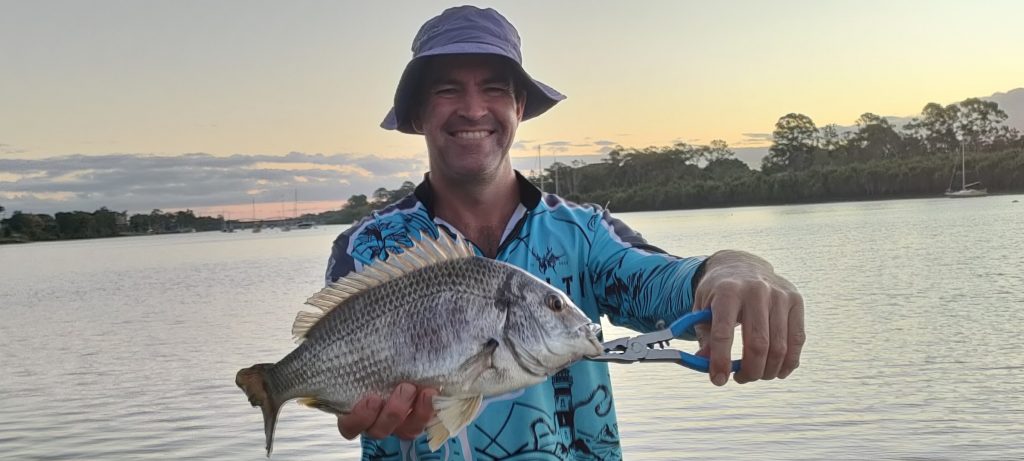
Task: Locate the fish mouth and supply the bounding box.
[505,322,605,377]
[579,322,604,358]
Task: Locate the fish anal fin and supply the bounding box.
[297,397,347,415]
[426,394,483,452]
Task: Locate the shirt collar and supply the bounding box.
[413,169,542,217]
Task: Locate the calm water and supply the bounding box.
[2,196,1022,460]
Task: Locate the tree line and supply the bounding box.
[1,208,225,242]
[317,181,418,225]
[532,98,1023,211]
[3,98,1021,242]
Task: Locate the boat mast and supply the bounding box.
[537,145,544,191]
[961,144,966,190]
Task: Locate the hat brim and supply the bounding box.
[381,50,565,134]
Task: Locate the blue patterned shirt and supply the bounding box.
[326,172,705,461]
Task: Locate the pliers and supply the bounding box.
[588,309,742,373]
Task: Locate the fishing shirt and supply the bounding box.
[325,171,706,461]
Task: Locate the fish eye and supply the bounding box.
[545,293,564,312]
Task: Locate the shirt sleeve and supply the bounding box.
[325,230,358,284]
[587,207,707,339]
[325,214,379,284]
[324,199,433,284]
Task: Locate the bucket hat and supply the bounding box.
[381,5,566,134]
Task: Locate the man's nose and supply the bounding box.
[456,89,488,121]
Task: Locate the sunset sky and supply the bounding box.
[2,0,1022,218]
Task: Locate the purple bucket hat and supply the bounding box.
[381,5,566,134]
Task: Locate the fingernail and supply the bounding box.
[712,373,726,386]
[398,383,415,398]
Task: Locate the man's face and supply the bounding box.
[414,54,526,183]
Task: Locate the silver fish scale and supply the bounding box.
[265,256,526,412]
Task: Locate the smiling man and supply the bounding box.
[325,6,805,460]
[413,54,527,256]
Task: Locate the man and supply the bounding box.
[326,6,804,460]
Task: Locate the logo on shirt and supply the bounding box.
[532,247,565,274]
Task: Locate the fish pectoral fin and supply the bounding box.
[425,394,482,452]
[457,338,498,381]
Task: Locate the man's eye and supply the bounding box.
[485,86,511,95]
[433,87,457,96]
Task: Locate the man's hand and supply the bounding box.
[337,383,439,440]
[693,250,805,386]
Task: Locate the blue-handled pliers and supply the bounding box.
[588,309,742,373]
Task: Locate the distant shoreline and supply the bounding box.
[4,192,1020,245]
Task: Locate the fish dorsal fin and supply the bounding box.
[291,230,476,342]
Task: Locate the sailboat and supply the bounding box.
[945,145,987,198]
[251,197,262,233]
[291,189,315,230]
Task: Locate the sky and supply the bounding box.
[2,0,1023,218]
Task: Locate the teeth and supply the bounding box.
[453,130,490,139]
[578,323,601,336]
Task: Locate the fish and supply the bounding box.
[235,230,604,456]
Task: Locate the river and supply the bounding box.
[2,195,1022,460]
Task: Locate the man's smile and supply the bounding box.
[450,130,495,140]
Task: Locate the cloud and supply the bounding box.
[511,141,531,151]
[735,132,774,147]
[740,132,773,141]
[541,141,572,153]
[540,140,594,153]
[514,139,624,157]
[509,153,606,173]
[0,152,426,215]
[0,143,27,155]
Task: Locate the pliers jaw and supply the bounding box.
[587,309,741,374]
[589,336,659,363]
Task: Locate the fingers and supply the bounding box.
[734,287,770,384]
[759,291,790,381]
[707,294,740,386]
[693,323,710,358]
[365,383,418,439]
[394,388,438,440]
[700,279,804,385]
[337,394,384,440]
[337,383,425,441]
[779,295,805,379]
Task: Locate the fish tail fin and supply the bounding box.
[236,363,283,457]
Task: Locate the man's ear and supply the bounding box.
[411,114,424,134]
[516,91,527,121]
